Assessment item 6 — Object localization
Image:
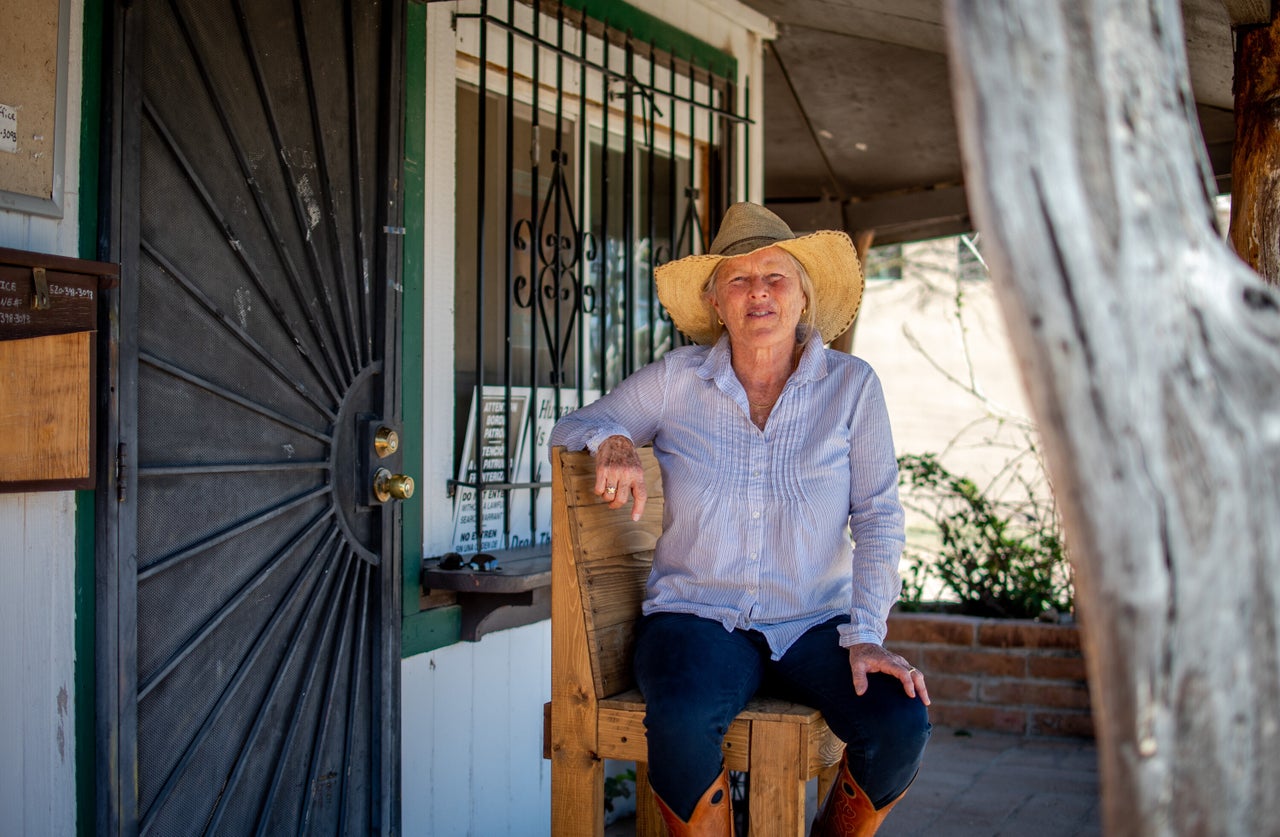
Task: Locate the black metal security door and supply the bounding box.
[103,0,404,834]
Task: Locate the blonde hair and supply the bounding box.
[700,249,818,342]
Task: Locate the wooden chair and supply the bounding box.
[547,446,844,837]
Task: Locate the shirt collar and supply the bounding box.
[696,329,829,385]
[793,329,829,382]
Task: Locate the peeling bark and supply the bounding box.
[1230,8,1280,284]
[946,0,1280,833]
[1223,10,1280,285]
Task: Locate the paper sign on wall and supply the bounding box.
[0,105,17,154]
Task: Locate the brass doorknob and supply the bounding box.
[373,468,415,502]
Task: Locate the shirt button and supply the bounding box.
[748,587,757,596]
[749,552,758,561]
[753,469,762,477]
[751,511,761,519]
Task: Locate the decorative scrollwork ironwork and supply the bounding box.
[537,263,580,385]
[509,148,599,384]
[580,230,599,315]
[512,217,536,310]
[536,150,585,273]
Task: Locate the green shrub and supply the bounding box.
[896,453,1072,620]
[604,768,635,814]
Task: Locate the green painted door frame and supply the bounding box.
[76,0,104,832]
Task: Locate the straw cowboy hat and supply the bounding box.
[654,202,864,345]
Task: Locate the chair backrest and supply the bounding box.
[551,446,664,699]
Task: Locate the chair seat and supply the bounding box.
[598,689,843,776]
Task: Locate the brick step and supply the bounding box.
[887,612,1093,739]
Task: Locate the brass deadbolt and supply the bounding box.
[374,426,400,458]
[373,468,414,502]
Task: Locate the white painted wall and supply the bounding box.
[0,1,86,832]
[402,621,552,837]
[400,2,771,833]
[857,241,1036,486]
[0,494,80,835]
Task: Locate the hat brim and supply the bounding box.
[654,230,865,345]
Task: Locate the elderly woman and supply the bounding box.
[549,203,930,836]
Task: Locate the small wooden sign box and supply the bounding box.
[0,246,118,492]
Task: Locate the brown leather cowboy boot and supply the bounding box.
[654,767,733,836]
[810,755,909,837]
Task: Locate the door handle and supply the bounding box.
[372,468,414,502]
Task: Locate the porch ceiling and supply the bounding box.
[738,0,1247,244]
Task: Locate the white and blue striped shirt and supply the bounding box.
[549,331,905,659]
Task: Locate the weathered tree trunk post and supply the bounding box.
[945,0,1280,833]
[1231,8,1280,283]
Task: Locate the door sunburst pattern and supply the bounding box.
[118,0,404,833]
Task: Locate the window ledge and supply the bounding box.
[422,545,550,593]
[421,545,551,641]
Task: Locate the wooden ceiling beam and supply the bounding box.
[767,185,972,245]
[1223,0,1272,26]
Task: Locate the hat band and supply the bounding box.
[716,233,790,257]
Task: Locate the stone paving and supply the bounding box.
[605,725,1101,836]
[884,726,1100,836]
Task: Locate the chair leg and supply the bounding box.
[635,763,667,837]
[816,760,841,813]
[551,752,605,837]
[748,721,807,836]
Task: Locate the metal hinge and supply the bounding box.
[31,266,51,310]
[116,443,127,502]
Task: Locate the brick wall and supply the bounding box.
[886,612,1093,739]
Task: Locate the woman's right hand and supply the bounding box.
[594,435,648,521]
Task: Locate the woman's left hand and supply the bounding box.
[848,643,930,705]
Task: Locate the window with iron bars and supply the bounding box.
[449,0,747,554]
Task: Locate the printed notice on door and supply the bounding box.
[503,387,597,549]
[451,387,530,553]
[450,386,597,553]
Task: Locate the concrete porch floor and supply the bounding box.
[605,725,1101,836]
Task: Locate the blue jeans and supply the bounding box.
[633,612,931,820]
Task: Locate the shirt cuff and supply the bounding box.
[837,623,884,648]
